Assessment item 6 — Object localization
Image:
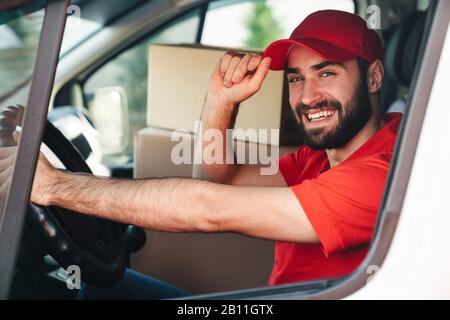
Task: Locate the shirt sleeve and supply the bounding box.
[290,156,390,257]
[278,147,308,186]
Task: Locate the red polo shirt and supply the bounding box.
[268,113,402,285]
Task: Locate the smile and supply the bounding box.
[303,109,336,122]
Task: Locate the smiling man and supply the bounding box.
[27,10,401,298]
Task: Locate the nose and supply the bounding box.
[300,79,323,107]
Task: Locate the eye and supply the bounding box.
[320,71,335,78]
[288,76,304,83]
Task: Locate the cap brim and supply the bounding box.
[263,38,357,71]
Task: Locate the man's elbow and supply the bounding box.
[193,211,226,234]
[197,204,229,234]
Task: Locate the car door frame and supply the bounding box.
[0,0,69,299]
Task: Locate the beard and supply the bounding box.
[295,76,373,150]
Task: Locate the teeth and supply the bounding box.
[306,110,335,121]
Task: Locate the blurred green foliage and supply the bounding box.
[244,0,283,49]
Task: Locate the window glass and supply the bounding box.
[202,0,355,49]
[0,7,45,231]
[0,9,45,100]
[83,9,201,165]
[60,15,102,56]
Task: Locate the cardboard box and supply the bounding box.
[134,126,194,179]
[134,127,297,179]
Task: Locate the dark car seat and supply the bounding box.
[381,11,427,113]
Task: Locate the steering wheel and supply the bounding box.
[24,120,127,287]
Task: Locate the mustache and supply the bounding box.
[296,99,342,115]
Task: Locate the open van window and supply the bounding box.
[2,0,450,300]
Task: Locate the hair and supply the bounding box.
[356,58,370,84]
[357,57,382,99]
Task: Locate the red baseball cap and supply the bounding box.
[263,10,384,70]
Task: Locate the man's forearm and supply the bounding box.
[48,171,223,233]
[38,168,317,243]
[193,93,241,183]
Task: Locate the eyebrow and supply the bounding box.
[311,60,346,71]
[285,60,347,74]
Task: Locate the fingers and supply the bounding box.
[0,104,19,189]
[221,53,263,85]
[0,176,12,196]
[0,130,17,148]
[248,57,271,91]
[248,55,262,72]
[223,54,242,87]
[0,111,17,139]
[0,105,25,126]
[0,114,17,127]
[0,154,15,172]
[0,105,25,147]
[231,54,251,84]
[219,52,234,77]
[0,165,12,182]
[8,105,25,122]
[0,146,17,160]
[12,131,20,144]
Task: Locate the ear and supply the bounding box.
[367,60,384,94]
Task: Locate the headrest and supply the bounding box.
[384,12,426,88]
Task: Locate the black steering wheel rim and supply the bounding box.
[26,121,126,287]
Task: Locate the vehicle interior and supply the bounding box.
[0,0,435,299]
